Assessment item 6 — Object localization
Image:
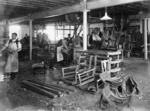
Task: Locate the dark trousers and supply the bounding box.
[62,52,69,66]
[10,72,18,80]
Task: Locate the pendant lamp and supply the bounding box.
[100,7,112,20]
[138,10,143,14]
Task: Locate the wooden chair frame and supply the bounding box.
[77,67,96,86]
[62,55,95,85]
[94,56,121,92]
[107,51,122,76]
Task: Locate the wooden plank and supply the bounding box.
[22,82,57,99]
[63,72,76,75]
[78,78,94,86]
[81,76,94,82]
[27,80,72,93]
[25,81,62,96]
[50,84,76,92]
[110,60,122,64]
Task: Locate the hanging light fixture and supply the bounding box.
[100,7,112,20]
[138,10,144,14]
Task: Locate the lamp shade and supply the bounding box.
[138,10,143,14]
[100,7,112,20]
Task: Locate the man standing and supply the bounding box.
[0,33,22,80]
[66,34,72,43]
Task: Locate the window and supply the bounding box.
[64,30,70,38]
[35,24,75,43]
[46,26,55,42]
[9,25,21,40]
[57,30,63,41]
[56,25,74,40]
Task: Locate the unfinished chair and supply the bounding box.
[107,51,122,76]
[100,75,139,110]
[94,56,121,92]
[62,55,95,85]
[94,56,111,91]
[100,58,121,83]
[87,56,110,92]
[76,67,96,86]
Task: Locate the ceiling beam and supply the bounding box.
[9,16,29,24]
[87,0,148,10]
[31,0,148,19]
[27,0,70,6]
[2,1,60,9]
[5,0,71,6]
[31,4,80,19]
[41,0,71,4]
[7,0,149,24]
[1,2,41,8]
[129,13,150,19]
[45,0,72,3]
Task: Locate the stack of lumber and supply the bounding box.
[21,80,76,99]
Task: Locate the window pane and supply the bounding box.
[57,30,63,41]
[70,26,74,29]
[46,25,55,43]
[70,30,74,37]
[64,30,70,38]
[64,26,69,29]
[58,26,63,29]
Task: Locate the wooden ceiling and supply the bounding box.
[90,1,150,17]
[0,0,149,22]
[0,0,81,19]
[33,1,150,24]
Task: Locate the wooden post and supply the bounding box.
[83,0,88,50]
[5,20,9,39]
[29,19,33,60]
[144,18,148,60]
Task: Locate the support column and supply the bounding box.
[5,20,9,39]
[83,0,88,50]
[29,19,33,60]
[144,18,148,60]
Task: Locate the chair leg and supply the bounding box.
[99,94,110,110]
[99,94,103,108]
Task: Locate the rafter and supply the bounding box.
[4,0,149,24]
[1,2,40,9]
[3,1,59,8]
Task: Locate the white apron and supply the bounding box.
[5,42,19,73]
[57,46,64,62]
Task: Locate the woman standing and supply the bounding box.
[0,33,22,80]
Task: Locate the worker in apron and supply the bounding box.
[56,39,68,66]
[0,33,22,80]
